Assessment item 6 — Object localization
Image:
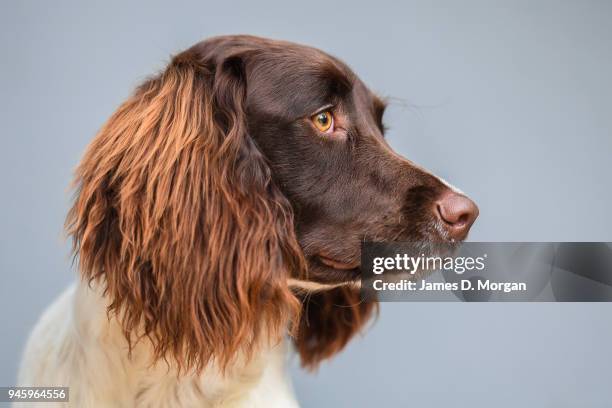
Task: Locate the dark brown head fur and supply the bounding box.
[66,35,477,372]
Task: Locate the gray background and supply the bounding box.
[2,0,611,406]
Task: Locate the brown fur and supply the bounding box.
[296,287,377,367]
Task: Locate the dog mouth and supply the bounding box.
[305,220,466,285]
[287,254,361,291]
[302,233,464,287]
[309,254,361,284]
[317,254,360,271]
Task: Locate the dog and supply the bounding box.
[17,35,478,407]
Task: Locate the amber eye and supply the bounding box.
[311,110,334,133]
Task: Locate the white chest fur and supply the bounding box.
[18,283,300,407]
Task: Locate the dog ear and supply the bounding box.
[294,286,377,368]
[66,48,305,371]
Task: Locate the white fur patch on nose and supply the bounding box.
[412,161,466,195]
[437,176,465,195]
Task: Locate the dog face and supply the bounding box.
[67,35,477,371]
[199,36,478,285]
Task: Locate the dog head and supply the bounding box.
[67,35,477,371]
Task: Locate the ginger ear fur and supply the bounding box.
[66,50,306,372]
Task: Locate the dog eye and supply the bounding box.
[311,110,334,133]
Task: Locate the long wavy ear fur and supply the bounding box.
[66,49,305,372]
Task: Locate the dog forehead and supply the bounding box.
[249,46,353,88]
[245,49,359,119]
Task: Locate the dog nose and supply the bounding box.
[435,191,479,240]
